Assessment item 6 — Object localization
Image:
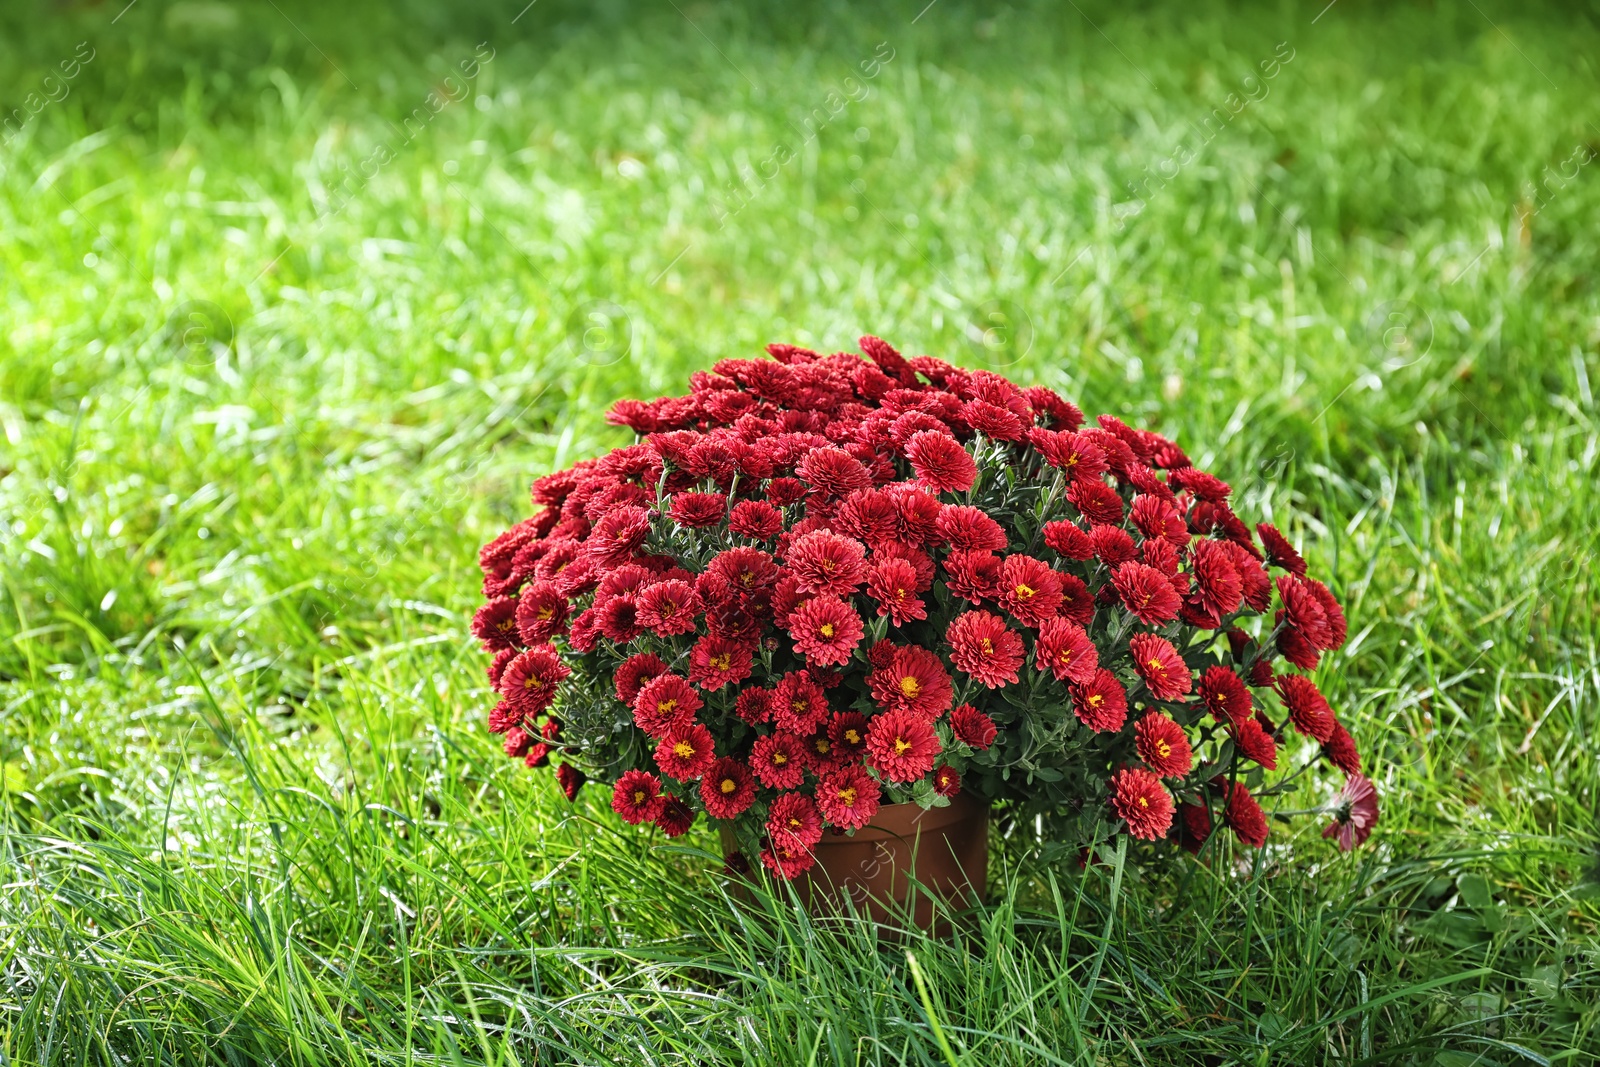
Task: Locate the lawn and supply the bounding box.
[2,0,1598,1062]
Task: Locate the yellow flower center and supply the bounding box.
[1155,739,1171,759]
[537,606,554,620]
[1136,796,1149,808]
[893,737,913,755]
[814,739,831,755]
[719,778,736,794]
[710,653,731,671]
[524,675,541,689]
[980,638,994,654]
[659,698,677,714]
[844,729,862,745]
[497,619,515,631]
[819,623,835,638]
[1147,657,1164,672]
[788,817,802,829]
[673,741,695,759]
[899,676,921,699]
[1088,694,1103,708]
[633,790,646,805]
[838,786,857,804]
[772,752,788,765]
[1014,583,1035,600]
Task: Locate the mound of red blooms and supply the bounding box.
[473,336,1376,878]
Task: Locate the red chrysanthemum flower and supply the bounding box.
[802,726,840,770]
[828,711,870,761]
[688,634,755,691]
[1066,479,1125,525]
[1129,633,1192,701]
[750,731,807,788]
[587,504,652,566]
[947,610,1025,688]
[1323,773,1379,851]
[786,595,865,667]
[1277,674,1336,743]
[1043,520,1095,560]
[943,549,1002,604]
[656,794,696,838]
[1306,578,1348,649]
[635,579,701,637]
[735,685,774,725]
[632,673,702,738]
[1232,717,1278,770]
[1277,574,1335,650]
[1322,720,1362,775]
[1030,429,1108,480]
[1198,665,1252,725]
[905,429,977,493]
[556,762,585,801]
[1226,541,1273,612]
[867,644,954,719]
[1033,618,1098,684]
[1188,539,1244,624]
[865,557,928,626]
[950,703,997,749]
[514,581,570,644]
[995,554,1063,626]
[761,839,818,880]
[1134,712,1193,778]
[614,652,669,705]
[705,546,781,595]
[499,645,570,719]
[865,708,942,782]
[471,596,522,651]
[612,769,665,825]
[487,647,516,690]
[890,486,945,545]
[1111,561,1183,625]
[933,765,962,797]
[1071,668,1128,733]
[785,531,869,596]
[1176,801,1211,854]
[936,505,1008,552]
[653,723,716,780]
[1129,494,1190,548]
[1087,524,1136,567]
[816,764,881,829]
[1172,468,1231,503]
[767,792,825,850]
[1110,768,1174,840]
[699,757,756,818]
[835,488,900,548]
[669,491,728,528]
[1256,522,1307,576]
[1058,573,1096,626]
[795,446,873,499]
[729,499,785,540]
[594,594,644,643]
[767,476,808,506]
[1223,781,1269,848]
[771,670,830,734]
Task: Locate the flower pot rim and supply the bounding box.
[834,790,989,842]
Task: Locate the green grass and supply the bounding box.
[2,0,1599,1061]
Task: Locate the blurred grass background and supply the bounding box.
[1,0,1598,1062]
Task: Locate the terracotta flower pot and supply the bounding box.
[723,792,989,932]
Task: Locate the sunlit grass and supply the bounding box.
[2,0,1598,1062]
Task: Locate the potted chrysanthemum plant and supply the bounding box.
[472,336,1377,925]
